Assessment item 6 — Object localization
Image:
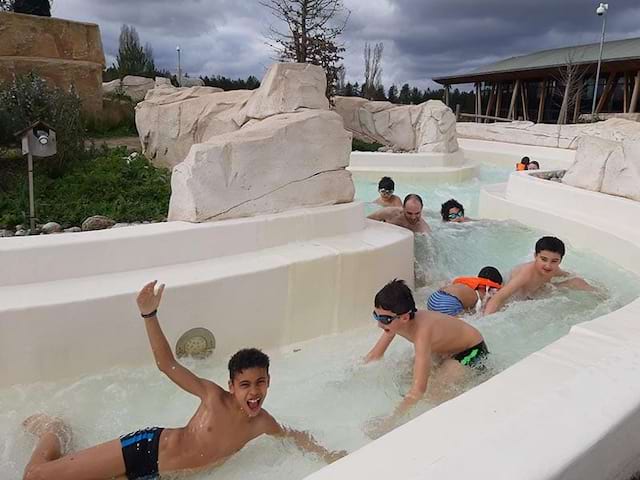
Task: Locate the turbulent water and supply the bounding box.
[1,166,638,480]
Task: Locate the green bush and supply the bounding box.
[352,138,383,152]
[0,146,171,228]
[0,73,86,172]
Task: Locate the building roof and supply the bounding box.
[434,37,640,85]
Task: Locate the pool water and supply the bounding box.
[2,165,639,480]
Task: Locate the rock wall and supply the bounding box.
[0,12,105,116]
[334,97,458,153]
[563,136,640,202]
[457,118,640,149]
[136,63,355,222]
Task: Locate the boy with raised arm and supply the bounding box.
[22,281,344,480]
[484,236,595,315]
[365,279,488,432]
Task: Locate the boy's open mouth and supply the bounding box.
[247,397,262,412]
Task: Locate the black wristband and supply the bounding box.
[141,309,158,318]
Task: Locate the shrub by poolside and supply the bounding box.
[352,138,383,152]
[0,146,171,229]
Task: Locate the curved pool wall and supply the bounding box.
[311,142,640,480]
[0,202,413,387]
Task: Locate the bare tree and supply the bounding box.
[261,0,350,97]
[363,42,383,100]
[554,54,590,124]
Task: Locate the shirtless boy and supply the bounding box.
[364,279,488,426]
[484,236,594,315]
[427,266,503,316]
[374,176,403,207]
[367,194,431,234]
[23,281,344,480]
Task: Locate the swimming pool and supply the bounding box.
[2,165,639,480]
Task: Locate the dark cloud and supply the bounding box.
[52,0,640,89]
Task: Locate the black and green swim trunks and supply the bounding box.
[453,341,489,368]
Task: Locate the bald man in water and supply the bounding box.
[367,194,431,234]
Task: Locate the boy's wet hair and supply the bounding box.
[375,279,416,318]
[520,156,530,165]
[529,160,540,168]
[228,348,270,381]
[478,266,503,285]
[440,198,464,221]
[378,176,395,191]
[403,193,423,207]
[535,236,565,257]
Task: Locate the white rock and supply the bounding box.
[102,79,122,95]
[136,88,252,168]
[562,136,620,192]
[168,110,354,222]
[121,75,155,102]
[601,139,640,201]
[41,222,62,234]
[154,77,172,88]
[64,227,81,233]
[243,63,329,120]
[179,77,205,87]
[334,96,458,152]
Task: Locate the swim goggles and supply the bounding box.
[372,310,401,325]
[379,189,394,195]
[447,211,464,220]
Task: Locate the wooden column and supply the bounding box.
[624,73,629,113]
[520,82,528,121]
[495,83,502,118]
[630,71,640,114]
[485,83,497,120]
[558,72,573,125]
[595,73,617,113]
[573,79,583,123]
[508,79,520,120]
[537,80,547,123]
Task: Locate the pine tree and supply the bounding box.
[12,0,50,15]
[398,83,411,104]
[387,85,398,103]
[114,25,155,78]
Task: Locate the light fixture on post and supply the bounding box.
[591,2,609,121]
[176,45,182,87]
[14,121,57,232]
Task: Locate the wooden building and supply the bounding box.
[433,37,640,124]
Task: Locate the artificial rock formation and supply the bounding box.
[457,118,640,149]
[0,12,105,116]
[334,97,458,153]
[168,110,353,222]
[563,136,640,201]
[135,63,354,222]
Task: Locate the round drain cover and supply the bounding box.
[175,327,216,360]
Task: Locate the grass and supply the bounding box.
[0,146,171,229]
[352,138,383,152]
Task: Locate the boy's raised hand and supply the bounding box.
[137,280,165,316]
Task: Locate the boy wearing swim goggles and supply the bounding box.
[364,279,488,434]
[440,199,468,223]
[374,176,402,208]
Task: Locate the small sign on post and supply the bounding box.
[14,121,57,232]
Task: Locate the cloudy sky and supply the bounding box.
[52,0,640,89]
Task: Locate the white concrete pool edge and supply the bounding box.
[0,202,414,386]
[309,142,640,480]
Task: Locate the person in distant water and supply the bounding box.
[484,236,595,315]
[367,194,431,234]
[22,281,345,480]
[527,161,540,170]
[427,266,503,316]
[516,156,530,171]
[364,280,489,434]
[440,199,469,223]
[374,176,402,208]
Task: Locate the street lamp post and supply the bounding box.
[176,45,182,87]
[591,2,609,121]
